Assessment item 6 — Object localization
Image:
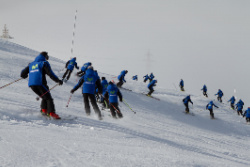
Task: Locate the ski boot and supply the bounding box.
[49,112,61,119]
[40,109,48,116]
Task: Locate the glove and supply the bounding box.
[70,89,75,94]
[58,80,63,85]
[120,98,123,102]
[21,75,28,79]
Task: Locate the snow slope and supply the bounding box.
[0,39,250,167]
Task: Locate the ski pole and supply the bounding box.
[122,98,136,114]
[0,78,23,89]
[173,83,177,91]
[36,83,59,101]
[66,94,73,107]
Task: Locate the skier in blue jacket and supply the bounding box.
[20,52,63,119]
[201,84,208,97]
[215,89,224,103]
[104,81,123,118]
[143,74,150,83]
[100,77,109,108]
[206,101,219,119]
[235,99,244,116]
[62,57,79,81]
[77,62,92,77]
[228,96,236,110]
[71,66,102,120]
[243,107,250,122]
[149,73,155,82]
[117,70,128,87]
[183,95,193,113]
[179,79,184,91]
[132,75,138,81]
[147,80,157,96]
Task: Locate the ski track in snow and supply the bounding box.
[0,39,250,167]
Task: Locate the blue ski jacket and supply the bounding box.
[80,62,91,73]
[72,68,101,94]
[243,108,250,118]
[206,101,218,110]
[66,58,79,71]
[183,95,193,105]
[21,53,60,87]
[235,102,243,111]
[106,83,122,103]
[238,99,244,106]
[215,89,224,98]
[201,85,207,92]
[143,74,149,80]
[148,80,157,88]
[132,75,138,80]
[101,79,108,95]
[149,73,155,80]
[228,96,236,104]
[180,80,184,87]
[118,70,127,82]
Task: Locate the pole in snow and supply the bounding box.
[71,10,77,57]
[0,78,22,90]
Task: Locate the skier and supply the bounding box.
[100,77,109,108]
[143,74,150,83]
[206,101,219,119]
[243,107,250,123]
[201,84,208,97]
[149,73,155,82]
[94,70,101,100]
[183,95,193,113]
[117,70,128,88]
[104,81,123,118]
[215,89,224,103]
[76,62,92,77]
[20,51,63,119]
[62,57,79,82]
[70,66,102,120]
[228,96,236,110]
[179,79,184,91]
[147,79,157,96]
[235,99,244,116]
[132,75,138,81]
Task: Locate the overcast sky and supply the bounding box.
[1,0,250,106]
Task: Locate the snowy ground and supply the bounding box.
[0,39,250,167]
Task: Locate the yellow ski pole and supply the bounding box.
[122,98,136,114]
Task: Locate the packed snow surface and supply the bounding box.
[0,39,250,167]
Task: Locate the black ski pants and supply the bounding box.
[208,109,214,118]
[203,91,208,97]
[83,93,101,117]
[217,96,222,103]
[148,86,154,96]
[237,109,243,116]
[30,85,55,113]
[184,103,189,113]
[117,77,124,88]
[110,103,122,118]
[230,103,235,110]
[62,69,73,80]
